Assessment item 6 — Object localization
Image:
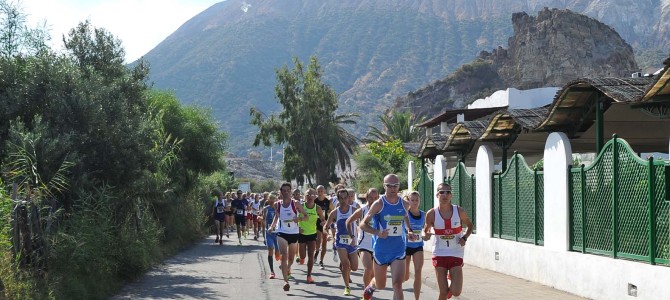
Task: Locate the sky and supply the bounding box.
[20,0,223,62]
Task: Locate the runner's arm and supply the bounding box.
[359,200,382,235]
[323,210,336,234]
[459,206,474,240]
[423,209,435,240]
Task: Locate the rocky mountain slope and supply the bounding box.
[141,0,662,156]
[390,8,638,117]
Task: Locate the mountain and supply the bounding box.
[141,0,666,156]
[391,8,639,116]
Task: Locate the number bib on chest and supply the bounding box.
[283,220,295,228]
[387,221,403,237]
[216,207,225,213]
[339,234,351,245]
[236,209,244,215]
[437,234,458,248]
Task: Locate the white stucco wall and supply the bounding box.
[543,132,572,251]
[475,145,494,237]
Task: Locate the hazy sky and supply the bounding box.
[21,0,223,62]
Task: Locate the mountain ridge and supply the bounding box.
[141,0,663,156]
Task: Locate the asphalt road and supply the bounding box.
[112,234,441,299]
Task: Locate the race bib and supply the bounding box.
[216,207,224,213]
[387,221,402,237]
[339,234,351,245]
[236,209,244,215]
[283,220,295,228]
[438,235,457,248]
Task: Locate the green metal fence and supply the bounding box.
[569,135,670,265]
[446,162,476,231]
[492,153,544,245]
[417,158,434,212]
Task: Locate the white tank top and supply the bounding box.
[357,204,373,251]
[432,205,465,258]
[251,201,261,215]
[276,201,300,234]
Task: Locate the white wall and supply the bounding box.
[456,135,670,300]
[467,87,559,109]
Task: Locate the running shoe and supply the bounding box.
[343,287,351,295]
[215,237,219,243]
[283,282,290,291]
[306,275,314,284]
[287,273,293,280]
[319,261,325,270]
[363,285,375,300]
[447,290,453,299]
[275,252,281,261]
[219,239,222,245]
[254,235,258,241]
[238,239,242,246]
[296,257,300,263]
[269,272,276,279]
[226,232,230,238]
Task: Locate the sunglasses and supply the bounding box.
[385,183,400,188]
[438,190,452,195]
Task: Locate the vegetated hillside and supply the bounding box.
[391,8,638,118]
[141,0,662,156]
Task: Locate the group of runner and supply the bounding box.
[212,174,473,300]
[211,190,267,246]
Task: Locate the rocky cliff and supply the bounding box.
[391,8,638,117]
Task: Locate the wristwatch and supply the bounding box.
[462,236,468,242]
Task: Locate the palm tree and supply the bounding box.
[364,111,425,143]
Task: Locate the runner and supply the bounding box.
[244,192,253,238]
[297,188,325,283]
[260,193,280,279]
[223,192,234,238]
[314,185,334,269]
[423,183,474,300]
[231,190,250,245]
[251,194,262,240]
[330,184,346,263]
[324,188,359,296]
[268,182,309,292]
[405,191,428,300]
[346,188,379,288]
[211,191,226,245]
[360,174,417,300]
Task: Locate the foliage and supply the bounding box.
[0,4,230,298]
[250,56,358,186]
[353,139,415,192]
[367,139,410,173]
[364,111,425,143]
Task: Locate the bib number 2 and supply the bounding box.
[388,221,402,237]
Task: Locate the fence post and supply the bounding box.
[471,173,476,232]
[581,164,586,253]
[648,157,657,265]
[499,170,503,238]
[612,135,619,258]
[534,168,539,245]
[515,153,520,242]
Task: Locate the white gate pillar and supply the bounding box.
[475,145,494,237]
[433,155,447,209]
[543,132,573,251]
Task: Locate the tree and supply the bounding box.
[250,56,358,186]
[364,111,424,143]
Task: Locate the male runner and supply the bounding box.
[269,182,309,292]
[360,174,417,300]
[423,183,473,300]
